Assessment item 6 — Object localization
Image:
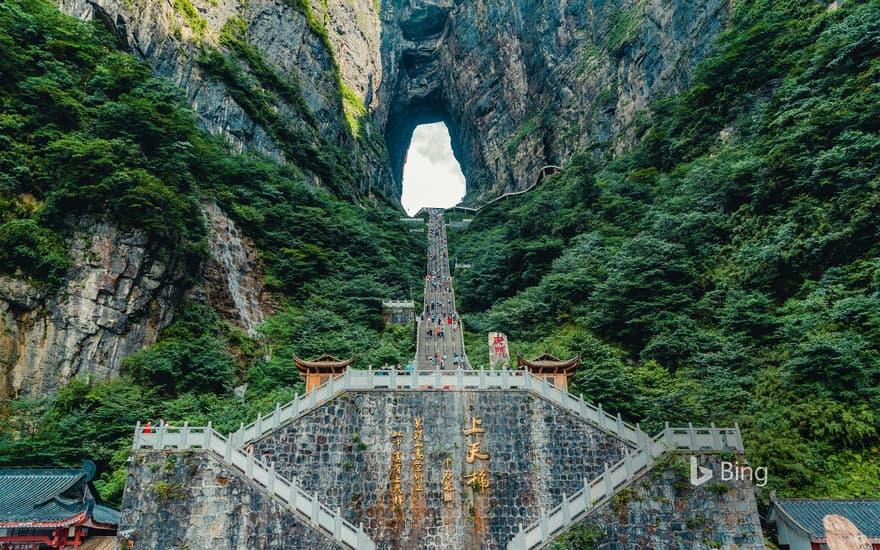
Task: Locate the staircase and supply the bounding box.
[132,423,376,550]
[228,368,648,448]
[506,423,744,550]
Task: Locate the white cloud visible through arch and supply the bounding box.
[401,122,466,216]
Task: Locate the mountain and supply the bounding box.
[0,0,877,513]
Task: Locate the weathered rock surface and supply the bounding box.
[0,223,187,399]
[380,0,732,199]
[201,201,268,336]
[57,0,730,201]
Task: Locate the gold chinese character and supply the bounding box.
[414,417,423,429]
[442,458,455,502]
[464,468,490,494]
[391,463,402,475]
[392,451,401,462]
[466,440,490,463]
[413,429,424,441]
[463,417,485,436]
[391,430,404,440]
[392,493,404,506]
[413,462,424,472]
[414,481,424,492]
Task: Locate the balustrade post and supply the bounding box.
[290,477,298,509]
[617,413,624,437]
[711,422,720,449]
[540,510,549,542]
[636,423,645,447]
[502,369,509,389]
[311,496,320,523]
[584,478,592,506]
[367,366,374,388]
[334,507,343,539]
[358,522,369,549]
[624,450,633,478]
[255,413,263,438]
[246,447,254,477]
[597,403,605,430]
[604,463,613,494]
[479,369,487,390]
[206,422,213,449]
[237,423,245,447]
[133,422,141,450]
[225,437,233,462]
[274,403,281,429]
[688,422,697,449]
[156,424,165,449]
[562,493,571,524]
[328,374,336,395]
[267,462,276,493]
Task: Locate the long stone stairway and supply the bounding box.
[414,209,467,369]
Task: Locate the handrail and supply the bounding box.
[506,423,744,550]
[230,369,646,448]
[132,423,375,550]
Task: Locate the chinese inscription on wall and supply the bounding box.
[463,417,491,493]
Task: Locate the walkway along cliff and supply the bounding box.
[119,212,764,549]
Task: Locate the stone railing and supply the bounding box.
[230,369,646,448]
[506,424,744,550]
[132,424,376,550]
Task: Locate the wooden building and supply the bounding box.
[516,353,580,391]
[294,354,356,392]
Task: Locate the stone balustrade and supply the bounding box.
[229,369,646,448]
[132,423,376,550]
[506,423,744,550]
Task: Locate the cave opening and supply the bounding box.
[400,122,466,216]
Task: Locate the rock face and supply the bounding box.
[57,0,730,201]
[0,224,187,399]
[379,0,732,199]
[201,202,268,336]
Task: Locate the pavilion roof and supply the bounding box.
[0,461,119,529]
[769,498,880,541]
[293,354,356,374]
[516,353,580,374]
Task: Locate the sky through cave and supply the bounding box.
[401,122,466,216]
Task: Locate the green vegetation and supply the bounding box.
[451,0,880,499]
[171,0,207,40]
[0,0,421,506]
[602,3,644,55]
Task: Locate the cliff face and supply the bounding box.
[379,0,731,198]
[58,0,730,200]
[19,0,731,396]
[0,223,186,399]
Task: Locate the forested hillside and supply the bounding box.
[0,0,422,504]
[451,0,880,499]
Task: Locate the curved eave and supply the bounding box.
[293,354,356,374]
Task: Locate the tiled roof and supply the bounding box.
[773,499,880,540]
[0,461,118,527]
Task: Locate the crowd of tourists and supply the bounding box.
[419,210,468,369]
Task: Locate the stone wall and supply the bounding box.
[119,450,346,550]
[253,390,635,549]
[563,453,765,549]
